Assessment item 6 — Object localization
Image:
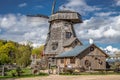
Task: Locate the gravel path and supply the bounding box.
[7,75,119,80]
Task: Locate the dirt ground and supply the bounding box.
[4,75,120,80]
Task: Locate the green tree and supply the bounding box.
[0,53,10,64]
[0,39,32,67]
[0,40,7,47]
[0,40,17,76]
[16,45,32,67]
[0,42,4,47]
[0,42,16,64]
[32,45,44,58]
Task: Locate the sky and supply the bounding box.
[0,0,120,53]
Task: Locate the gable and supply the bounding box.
[92,44,109,57]
[77,44,109,59]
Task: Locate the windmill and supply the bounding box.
[44,0,83,60]
[28,0,83,68]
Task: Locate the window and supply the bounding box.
[66,32,72,39]
[61,59,64,64]
[90,47,94,51]
[85,60,91,67]
[70,58,75,64]
[52,42,58,50]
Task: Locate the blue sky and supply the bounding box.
[0,0,120,53]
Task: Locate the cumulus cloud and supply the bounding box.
[103,27,120,38]
[102,45,120,55]
[59,0,101,15]
[75,15,120,43]
[0,14,49,47]
[18,3,27,8]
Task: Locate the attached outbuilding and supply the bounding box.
[56,44,109,71]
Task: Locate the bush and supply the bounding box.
[16,67,22,76]
[38,72,49,76]
[10,70,16,77]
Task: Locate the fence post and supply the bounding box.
[2,64,5,76]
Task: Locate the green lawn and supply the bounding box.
[0,68,48,79]
[60,71,120,75]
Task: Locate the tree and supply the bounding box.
[0,42,16,64]
[16,45,32,67]
[0,40,7,47]
[0,41,17,76]
[0,39,33,67]
[0,53,10,64]
[32,45,44,59]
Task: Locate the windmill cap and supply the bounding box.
[49,10,83,23]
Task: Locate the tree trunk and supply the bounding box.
[2,64,5,76]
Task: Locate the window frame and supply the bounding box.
[66,32,72,39]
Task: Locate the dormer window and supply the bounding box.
[66,32,72,39]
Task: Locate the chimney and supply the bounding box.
[89,38,94,44]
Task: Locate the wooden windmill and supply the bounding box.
[44,0,83,60]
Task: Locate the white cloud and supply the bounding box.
[0,14,18,28]
[59,0,101,15]
[95,12,117,17]
[18,3,27,8]
[115,0,120,6]
[103,27,120,38]
[103,45,120,55]
[75,15,120,43]
[0,14,49,46]
[19,41,43,48]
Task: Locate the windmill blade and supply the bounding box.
[27,14,49,23]
[27,14,49,19]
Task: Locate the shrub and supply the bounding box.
[10,70,16,77]
[16,67,22,76]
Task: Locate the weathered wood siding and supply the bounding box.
[57,45,107,70]
[57,58,78,68]
[44,20,82,57]
[49,12,82,23]
[77,46,106,70]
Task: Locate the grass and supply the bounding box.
[0,73,48,79]
[60,71,120,75]
[1,68,120,79]
[0,68,48,79]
